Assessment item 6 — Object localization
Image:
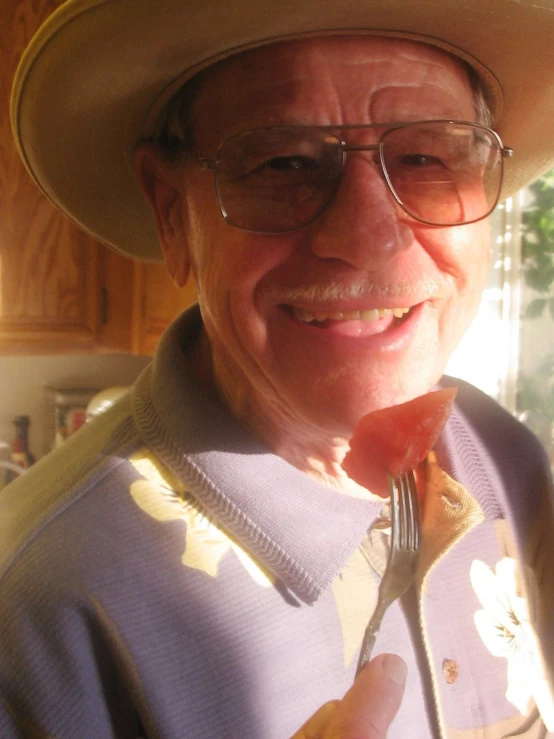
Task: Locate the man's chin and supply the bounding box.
[300,378,443,438]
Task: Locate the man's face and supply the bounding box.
[165,37,491,438]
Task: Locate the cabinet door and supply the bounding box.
[0,0,103,354]
[2,0,195,357]
[95,247,135,354]
[131,262,197,356]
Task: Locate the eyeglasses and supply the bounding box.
[198,120,513,234]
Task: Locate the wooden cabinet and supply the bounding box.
[0,0,195,356]
[131,262,197,357]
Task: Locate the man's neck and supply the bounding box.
[187,329,377,499]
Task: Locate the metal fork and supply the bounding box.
[355,469,421,676]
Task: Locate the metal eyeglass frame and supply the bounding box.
[197,120,514,233]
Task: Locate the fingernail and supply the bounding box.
[381,654,407,686]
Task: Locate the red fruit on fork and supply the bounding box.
[342,387,457,497]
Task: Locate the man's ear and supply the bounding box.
[133,141,190,287]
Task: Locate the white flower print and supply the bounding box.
[470,557,554,730]
[129,450,273,588]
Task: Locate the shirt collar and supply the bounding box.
[132,307,383,604]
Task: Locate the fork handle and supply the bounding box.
[355,600,387,677]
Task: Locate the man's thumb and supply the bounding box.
[324,654,407,738]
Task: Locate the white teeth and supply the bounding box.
[292,306,411,323]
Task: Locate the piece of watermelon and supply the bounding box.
[342,387,457,497]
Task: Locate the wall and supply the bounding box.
[0,353,150,463]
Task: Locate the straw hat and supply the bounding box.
[11,0,554,261]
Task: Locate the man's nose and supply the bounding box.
[308,156,414,268]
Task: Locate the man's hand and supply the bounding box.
[292,654,406,739]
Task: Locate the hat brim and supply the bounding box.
[11,0,554,261]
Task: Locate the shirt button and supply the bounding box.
[442,658,458,684]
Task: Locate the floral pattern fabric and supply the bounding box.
[471,557,554,731]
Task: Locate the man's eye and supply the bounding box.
[264,156,319,171]
[236,155,323,183]
[401,154,444,167]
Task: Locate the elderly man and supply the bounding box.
[2,0,554,737]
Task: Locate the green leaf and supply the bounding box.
[523,268,551,293]
[524,298,547,319]
[549,297,554,322]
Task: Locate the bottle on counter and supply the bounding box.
[5,415,35,484]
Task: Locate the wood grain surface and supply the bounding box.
[1,0,196,355]
[1,0,102,351]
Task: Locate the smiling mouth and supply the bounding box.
[289,306,412,325]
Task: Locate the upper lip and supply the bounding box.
[268,275,452,316]
[272,280,449,312]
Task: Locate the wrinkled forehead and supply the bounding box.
[187,35,475,136]
[201,35,471,88]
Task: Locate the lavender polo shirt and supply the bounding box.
[1,307,553,738]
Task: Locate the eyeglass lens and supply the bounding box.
[214,122,503,233]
